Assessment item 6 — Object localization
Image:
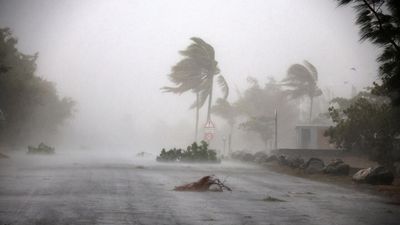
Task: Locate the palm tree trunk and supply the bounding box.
[309,95,314,123]
[206,78,214,121]
[228,123,233,155]
[195,92,199,142]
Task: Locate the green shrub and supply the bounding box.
[157,141,219,163]
[27,142,55,154]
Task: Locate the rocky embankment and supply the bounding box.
[231,151,400,194]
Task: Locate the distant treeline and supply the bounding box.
[0,28,74,147]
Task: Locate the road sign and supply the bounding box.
[204,120,216,142]
[204,120,215,129]
[204,132,214,141]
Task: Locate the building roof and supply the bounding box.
[295,124,332,128]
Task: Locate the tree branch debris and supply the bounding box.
[174,175,232,192]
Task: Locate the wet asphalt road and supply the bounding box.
[0,152,399,225]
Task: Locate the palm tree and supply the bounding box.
[336,0,400,105]
[211,97,237,154]
[281,60,322,122]
[162,37,228,141]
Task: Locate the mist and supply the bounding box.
[0,0,380,154]
[3,1,400,224]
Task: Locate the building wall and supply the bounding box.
[296,126,335,150]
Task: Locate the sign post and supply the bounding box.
[274,109,278,150]
[203,120,215,142]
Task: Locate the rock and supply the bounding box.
[231,151,247,160]
[254,151,267,159]
[353,166,394,185]
[265,155,278,163]
[242,153,255,162]
[286,156,304,169]
[230,151,242,160]
[323,159,350,176]
[352,167,371,182]
[304,158,325,174]
[254,152,269,164]
[278,155,289,166]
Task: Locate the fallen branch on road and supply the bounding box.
[174,175,232,192]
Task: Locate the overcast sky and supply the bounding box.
[0,0,380,150]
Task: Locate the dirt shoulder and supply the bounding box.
[263,161,400,202]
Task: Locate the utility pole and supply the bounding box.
[274,109,278,150]
[222,136,226,157]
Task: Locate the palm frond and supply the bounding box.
[163,37,221,110]
[282,61,321,99]
[303,60,318,81]
[286,64,313,83]
[217,75,229,100]
[190,85,211,109]
[190,37,215,60]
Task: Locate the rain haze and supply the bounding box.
[0,0,378,151]
[1,0,400,225]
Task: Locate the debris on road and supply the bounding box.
[174,175,232,192]
[262,195,286,202]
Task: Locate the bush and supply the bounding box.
[325,93,400,166]
[157,141,219,163]
[27,142,55,154]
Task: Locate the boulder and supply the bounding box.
[265,155,278,163]
[304,158,325,174]
[242,153,255,162]
[323,159,350,176]
[254,152,269,164]
[278,155,289,166]
[352,166,394,185]
[231,151,245,160]
[254,151,267,159]
[286,156,304,169]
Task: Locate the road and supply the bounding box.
[0,152,399,225]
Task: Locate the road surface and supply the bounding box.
[0,152,399,225]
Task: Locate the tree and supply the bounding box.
[211,98,239,153]
[236,77,297,148]
[281,61,322,122]
[162,37,228,141]
[239,116,275,148]
[0,28,74,146]
[336,0,400,105]
[325,92,400,165]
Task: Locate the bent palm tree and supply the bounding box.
[282,60,322,122]
[162,37,228,141]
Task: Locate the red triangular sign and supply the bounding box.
[204,120,215,129]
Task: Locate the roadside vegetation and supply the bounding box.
[325,0,400,169]
[0,28,74,147]
[157,141,219,163]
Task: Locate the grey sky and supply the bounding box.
[0,0,380,150]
